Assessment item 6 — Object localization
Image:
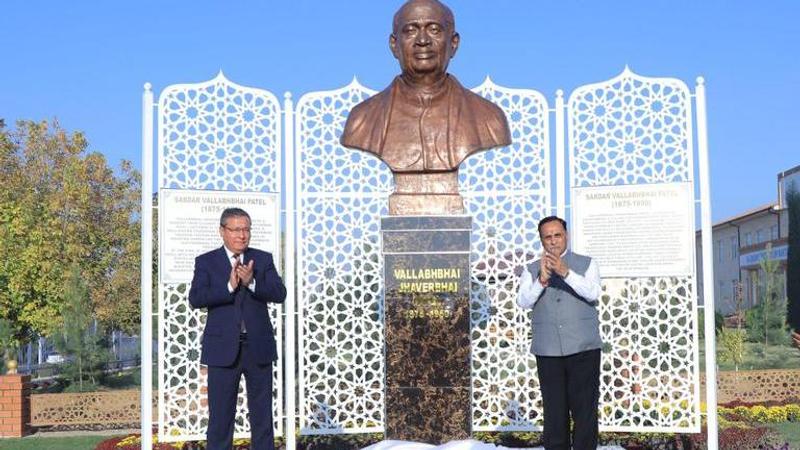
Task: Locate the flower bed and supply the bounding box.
[95,405,800,450]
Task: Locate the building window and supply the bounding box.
[743,276,751,307]
[716,239,723,263]
[745,232,752,246]
[749,271,759,307]
[771,225,778,241]
[730,236,737,259]
[757,229,765,243]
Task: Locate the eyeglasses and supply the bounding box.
[223,226,251,234]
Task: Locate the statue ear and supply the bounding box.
[450,32,460,57]
[389,34,399,59]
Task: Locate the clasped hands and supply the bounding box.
[229,259,255,289]
[539,251,569,286]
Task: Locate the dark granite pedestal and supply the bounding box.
[381,216,472,444]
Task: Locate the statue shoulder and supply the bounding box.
[461,88,512,147]
[444,77,511,147]
[344,89,388,126]
[341,87,393,152]
[463,89,508,120]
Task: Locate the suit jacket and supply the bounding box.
[188,246,287,367]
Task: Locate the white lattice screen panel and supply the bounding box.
[296,78,552,434]
[600,277,697,429]
[157,73,284,442]
[154,68,704,439]
[568,68,700,432]
[295,80,390,434]
[463,80,551,431]
[568,67,692,186]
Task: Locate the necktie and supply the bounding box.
[232,254,247,333]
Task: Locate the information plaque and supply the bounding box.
[572,182,694,278]
[160,189,279,283]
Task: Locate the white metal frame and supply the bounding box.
[566,67,701,433]
[294,78,388,435]
[141,82,155,450]
[695,76,719,449]
[283,90,298,450]
[141,69,718,449]
[157,73,284,442]
[465,77,552,431]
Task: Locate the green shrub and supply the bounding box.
[717,327,746,369]
[745,301,790,345]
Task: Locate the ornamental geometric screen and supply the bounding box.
[295,77,552,434]
[567,67,701,432]
[295,79,390,435]
[152,68,705,440]
[157,72,284,442]
[462,79,550,431]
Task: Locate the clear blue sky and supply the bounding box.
[2,0,798,223]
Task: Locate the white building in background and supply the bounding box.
[697,164,798,316]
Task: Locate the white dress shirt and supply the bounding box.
[517,250,601,309]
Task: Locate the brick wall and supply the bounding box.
[0,374,31,438]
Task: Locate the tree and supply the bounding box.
[745,243,789,351]
[53,265,108,390]
[787,184,800,333]
[717,327,746,371]
[0,120,141,342]
[0,318,13,374]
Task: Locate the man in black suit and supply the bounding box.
[189,207,286,450]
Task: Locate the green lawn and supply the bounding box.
[0,435,113,450]
[768,422,800,448]
[35,363,157,394]
[699,339,800,371]
[729,342,800,370]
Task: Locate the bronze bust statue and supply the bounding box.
[341,0,511,215]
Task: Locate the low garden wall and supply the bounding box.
[18,369,800,431]
[701,369,800,404]
[30,389,156,428]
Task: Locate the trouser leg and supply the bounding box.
[566,349,601,450]
[242,339,275,450]
[536,355,570,450]
[206,348,243,450]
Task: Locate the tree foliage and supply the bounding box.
[0,318,13,374]
[745,244,789,348]
[787,184,800,332]
[0,120,141,342]
[717,327,746,371]
[53,265,109,390]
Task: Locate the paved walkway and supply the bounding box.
[14,433,627,449]
[364,439,625,450]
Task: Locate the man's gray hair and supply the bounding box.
[220,207,251,227]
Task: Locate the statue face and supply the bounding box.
[390,1,459,81]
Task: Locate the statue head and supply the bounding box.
[390,0,460,85]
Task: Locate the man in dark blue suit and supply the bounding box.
[189,207,286,450]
